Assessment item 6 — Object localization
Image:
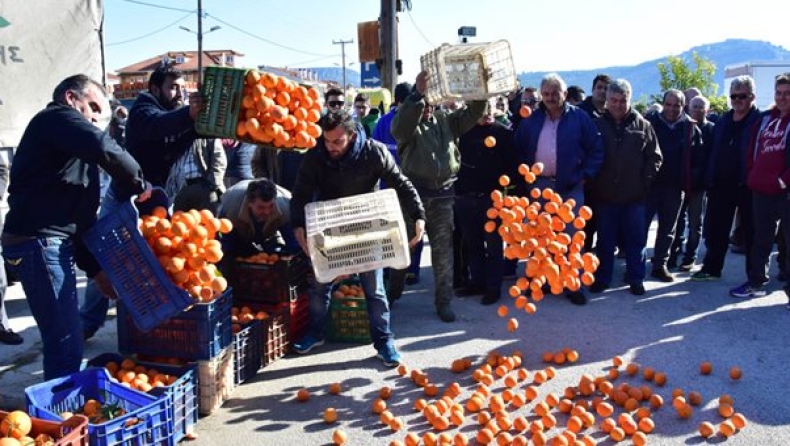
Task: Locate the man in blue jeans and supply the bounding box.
[290,110,425,367]
[2,74,150,379]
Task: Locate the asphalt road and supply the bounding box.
[1,233,789,445]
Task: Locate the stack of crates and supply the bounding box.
[116,289,236,416]
[232,299,291,368]
[232,318,263,385]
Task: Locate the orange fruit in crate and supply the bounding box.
[0,411,32,439]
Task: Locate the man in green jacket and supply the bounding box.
[389,70,487,322]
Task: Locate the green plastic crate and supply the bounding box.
[328,295,371,344]
[196,66,249,138]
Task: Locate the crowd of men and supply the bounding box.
[2,63,789,373]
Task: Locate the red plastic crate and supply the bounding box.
[288,293,309,344]
[0,410,88,446]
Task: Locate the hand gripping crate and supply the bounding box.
[0,410,88,446]
[117,289,233,362]
[25,368,173,446]
[420,40,517,104]
[83,187,194,332]
[305,189,410,283]
[195,66,248,139]
[87,353,198,443]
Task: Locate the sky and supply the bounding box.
[104,0,790,83]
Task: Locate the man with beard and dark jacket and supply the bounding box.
[691,76,761,282]
[455,98,525,305]
[645,89,704,282]
[80,64,203,339]
[290,110,425,367]
[588,79,662,296]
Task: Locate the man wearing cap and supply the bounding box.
[389,71,487,322]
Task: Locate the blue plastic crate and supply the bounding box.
[87,353,198,443]
[83,188,194,332]
[232,320,263,385]
[25,368,173,446]
[118,289,233,361]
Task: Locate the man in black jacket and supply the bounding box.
[2,75,150,379]
[290,110,425,367]
[588,79,662,295]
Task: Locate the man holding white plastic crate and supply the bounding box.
[389,70,488,323]
[289,110,425,367]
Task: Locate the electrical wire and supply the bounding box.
[407,9,435,48]
[206,13,336,58]
[107,11,196,46]
[121,0,195,13]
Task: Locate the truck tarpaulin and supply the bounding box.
[0,0,104,149]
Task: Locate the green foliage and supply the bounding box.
[653,52,729,114]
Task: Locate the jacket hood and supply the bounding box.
[318,122,367,168]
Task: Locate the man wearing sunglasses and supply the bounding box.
[324,87,346,113]
[692,76,760,282]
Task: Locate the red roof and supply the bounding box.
[115,50,244,74]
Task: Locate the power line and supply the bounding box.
[206,13,336,58]
[407,9,435,48]
[121,0,195,13]
[107,11,196,46]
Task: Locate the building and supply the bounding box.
[112,50,244,101]
[724,61,790,110]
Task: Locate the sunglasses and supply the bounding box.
[328,100,345,107]
[730,93,749,101]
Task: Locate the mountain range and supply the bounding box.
[305,39,790,99]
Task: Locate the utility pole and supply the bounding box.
[197,0,203,84]
[379,0,397,93]
[333,38,354,96]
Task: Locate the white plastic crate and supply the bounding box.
[421,40,517,104]
[305,189,410,283]
[197,347,235,415]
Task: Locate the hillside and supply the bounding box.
[517,39,790,100]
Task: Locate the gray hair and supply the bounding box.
[540,73,567,93]
[607,79,632,100]
[662,89,685,106]
[730,75,755,95]
[52,74,105,105]
[690,95,710,109]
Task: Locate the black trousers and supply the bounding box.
[700,185,752,276]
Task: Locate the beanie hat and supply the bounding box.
[394,82,412,104]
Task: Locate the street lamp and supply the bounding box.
[179,0,222,83]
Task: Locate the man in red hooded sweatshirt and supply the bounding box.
[730,73,790,302]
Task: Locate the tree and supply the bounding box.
[651,52,728,115]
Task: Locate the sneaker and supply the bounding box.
[0,328,23,345]
[436,305,456,322]
[651,267,675,282]
[691,271,720,282]
[566,290,587,306]
[729,282,767,299]
[678,261,694,272]
[293,335,325,354]
[480,290,501,306]
[589,281,609,293]
[629,283,646,296]
[376,345,402,367]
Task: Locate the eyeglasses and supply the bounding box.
[522,98,537,105]
[730,93,749,101]
[328,100,345,108]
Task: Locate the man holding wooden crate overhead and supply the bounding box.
[290,110,425,367]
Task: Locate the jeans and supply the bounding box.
[306,269,394,351]
[595,202,647,285]
[670,190,706,264]
[455,195,504,292]
[3,237,82,380]
[79,188,124,334]
[645,187,684,268]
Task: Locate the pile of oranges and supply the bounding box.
[236,70,323,149]
[99,358,181,393]
[138,207,233,302]
[231,305,270,334]
[486,163,599,316]
[234,252,281,265]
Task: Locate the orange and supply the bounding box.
[719,420,736,437]
[507,318,519,332]
[731,412,747,429]
[331,428,347,445]
[328,383,343,395]
[700,361,713,375]
[371,398,387,414]
[698,421,715,438]
[0,411,32,439]
[729,366,742,380]
[519,105,532,118]
[323,407,337,424]
[296,388,310,402]
[484,136,497,148]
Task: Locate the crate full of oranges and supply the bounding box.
[196,66,323,150]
